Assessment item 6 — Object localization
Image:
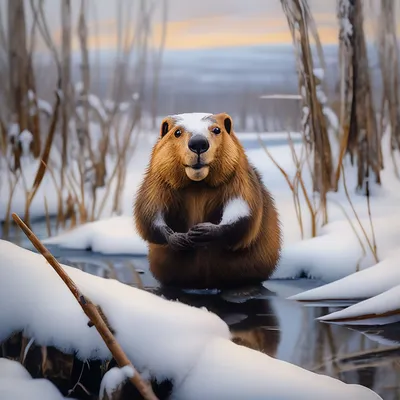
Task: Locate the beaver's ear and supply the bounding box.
[160,119,170,138]
[215,113,233,134]
[223,115,232,134]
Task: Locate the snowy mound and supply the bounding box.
[318,284,400,326]
[0,358,75,400]
[43,216,147,255]
[0,240,382,399]
[288,249,400,302]
[274,216,400,282]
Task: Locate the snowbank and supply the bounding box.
[288,249,400,302]
[318,285,400,326]
[43,216,147,255]
[273,215,400,282]
[173,337,380,400]
[0,240,382,399]
[0,358,75,400]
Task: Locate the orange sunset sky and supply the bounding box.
[3,0,398,52]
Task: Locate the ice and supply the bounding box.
[0,358,75,400]
[0,240,382,399]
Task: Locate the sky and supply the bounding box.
[2,0,343,52]
[2,0,399,53]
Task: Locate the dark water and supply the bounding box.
[1,137,400,399]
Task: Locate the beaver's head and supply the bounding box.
[152,112,241,188]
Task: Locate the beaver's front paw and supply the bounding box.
[187,222,223,246]
[167,232,194,251]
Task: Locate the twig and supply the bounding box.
[11,213,159,400]
[24,91,61,227]
[340,165,379,263]
[44,195,52,237]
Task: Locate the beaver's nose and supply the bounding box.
[188,135,210,155]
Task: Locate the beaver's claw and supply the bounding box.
[167,232,194,251]
[187,223,223,246]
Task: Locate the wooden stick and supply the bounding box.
[11,212,159,400]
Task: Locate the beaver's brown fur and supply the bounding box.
[134,112,282,289]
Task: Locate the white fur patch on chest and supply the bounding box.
[171,113,213,137]
[220,197,250,225]
[154,210,166,227]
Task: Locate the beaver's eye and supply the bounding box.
[174,129,182,138]
[212,127,221,135]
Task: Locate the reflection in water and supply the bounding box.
[152,285,281,358]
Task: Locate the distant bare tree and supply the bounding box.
[8,0,29,169]
[60,0,72,188]
[377,0,400,176]
[281,0,334,226]
[151,0,168,129]
[338,0,382,192]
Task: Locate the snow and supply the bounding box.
[87,94,108,121]
[19,130,33,157]
[338,0,353,42]
[43,216,147,254]
[274,215,400,282]
[0,154,63,222]
[37,99,53,116]
[0,240,383,399]
[173,337,381,400]
[313,67,324,80]
[323,107,339,131]
[74,81,84,93]
[318,284,400,326]
[7,122,19,138]
[0,239,230,374]
[99,365,135,400]
[0,358,74,400]
[288,249,400,301]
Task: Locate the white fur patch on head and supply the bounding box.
[220,197,250,225]
[171,113,214,138]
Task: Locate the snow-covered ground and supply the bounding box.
[0,240,383,399]
[0,358,75,400]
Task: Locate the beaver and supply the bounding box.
[134,112,282,289]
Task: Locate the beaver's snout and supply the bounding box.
[188,135,209,155]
